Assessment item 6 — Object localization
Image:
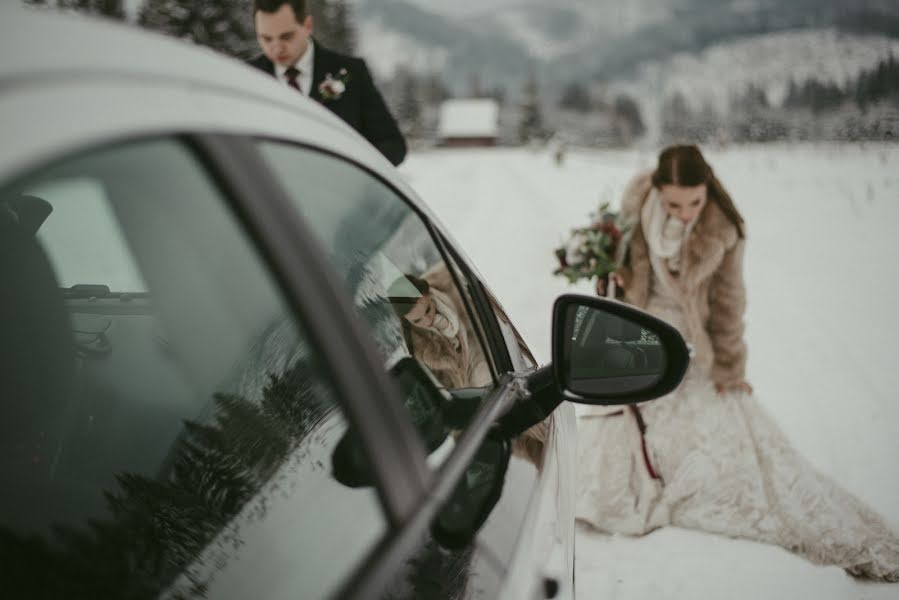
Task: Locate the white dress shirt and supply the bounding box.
[274,41,315,96]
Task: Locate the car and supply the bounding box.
[0,5,689,600]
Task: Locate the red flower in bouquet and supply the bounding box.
[553,203,632,285]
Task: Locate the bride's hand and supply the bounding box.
[595,272,624,296]
[715,381,753,396]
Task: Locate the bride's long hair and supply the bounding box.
[651,144,745,239]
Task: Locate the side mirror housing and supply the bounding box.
[552,294,689,405]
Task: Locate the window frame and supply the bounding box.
[186,133,433,525]
[249,135,518,385]
[2,132,432,598]
[433,231,518,375]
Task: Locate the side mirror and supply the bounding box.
[552,294,689,405]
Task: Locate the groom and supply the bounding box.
[248,0,407,166]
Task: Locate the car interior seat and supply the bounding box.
[0,204,77,536]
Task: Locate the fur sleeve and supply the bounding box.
[707,239,748,385]
[614,171,653,307]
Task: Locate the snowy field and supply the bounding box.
[399,143,899,600]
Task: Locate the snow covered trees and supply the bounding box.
[392,67,423,139]
[25,0,125,19]
[324,0,356,56]
[518,71,545,143]
[139,0,257,59]
[135,0,359,61]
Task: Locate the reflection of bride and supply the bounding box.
[389,263,550,466]
[389,263,492,390]
[577,145,899,581]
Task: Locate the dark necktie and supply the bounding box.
[285,66,302,94]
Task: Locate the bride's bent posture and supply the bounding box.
[576,144,899,581]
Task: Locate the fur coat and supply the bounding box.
[404,263,548,466]
[404,263,492,390]
[617,171,747,386]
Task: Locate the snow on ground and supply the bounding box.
[398,143,899,599]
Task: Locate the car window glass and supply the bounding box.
[33,177,147,291]
[439,248,503,377]
[0,139,386,600]
[487,292,537,372]
[256,141,498,452]
[437,243,534,374]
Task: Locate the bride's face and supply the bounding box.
[660,183,708,225]
[404,294,437,328]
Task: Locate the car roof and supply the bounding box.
[0,5,412,194]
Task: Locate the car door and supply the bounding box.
[0,133,433,599]
[436,240,578,600]
[243,138,574,599]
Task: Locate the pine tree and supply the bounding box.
[421,72,451,107]
[60,0,124,17]
[611,94,645,144]
[660,91,692,143]
[23,0,125,19]
[518,70,545,143]
[856,54,899,109]
[559,81,592,113]
[488,84,507,106]
[139,0,257,59]
[308,0,358,56]
[326,0,356,55]
[732,83,768,114]
[784,78,800,108]
[310,0,333,48]
[393,67,423,139]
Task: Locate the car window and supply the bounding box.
[486,290,538,372]
[438,246,505,375]
[256,141,498,447]
[0,139,386,600]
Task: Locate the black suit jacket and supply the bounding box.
[248,43,407,166]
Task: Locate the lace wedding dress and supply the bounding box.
[576,272,899,581]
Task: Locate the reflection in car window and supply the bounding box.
[486,289,537,372]
[256,142,496,442]
[0,139,385,599]
[32,177,147,292]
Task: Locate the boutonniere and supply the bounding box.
[318,68,350,101]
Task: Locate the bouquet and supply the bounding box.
[553,203,632,287]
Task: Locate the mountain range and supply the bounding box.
[354,0,899,98]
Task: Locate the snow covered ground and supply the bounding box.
[398,143,899,599]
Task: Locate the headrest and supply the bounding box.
[0,217,74,433]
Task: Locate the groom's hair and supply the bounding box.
[254,0,307,19]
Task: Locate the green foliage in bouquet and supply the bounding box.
[553,203,631,285]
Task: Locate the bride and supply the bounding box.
[576,144,899,581]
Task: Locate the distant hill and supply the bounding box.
[354,0,899,96]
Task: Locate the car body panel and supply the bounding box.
[0,5,577,599]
